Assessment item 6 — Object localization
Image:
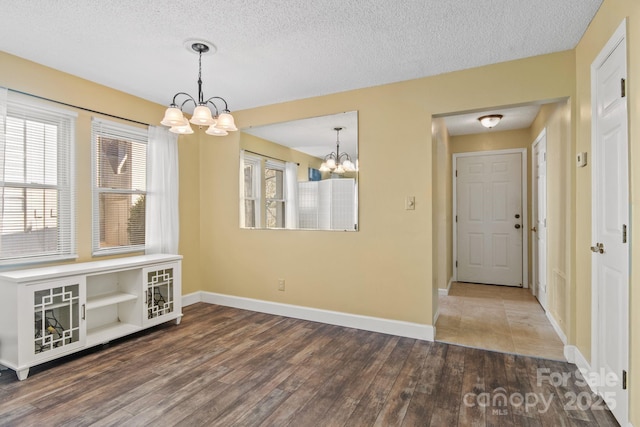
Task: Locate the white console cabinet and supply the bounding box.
[0,254,182,380]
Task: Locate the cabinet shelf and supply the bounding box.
[87,322,141,347]
[86,292,137,310]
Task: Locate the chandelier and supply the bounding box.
[161,41,237,136]
[319,127,356,174]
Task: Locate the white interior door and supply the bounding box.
[456,152,523,286]
[591,20,629,425]
[532,131,548,309]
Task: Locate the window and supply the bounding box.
[264,161,285,228]
[242,155,260,228]
[92,119,147,255]
[0,95,76,265]
[241,154,286,229]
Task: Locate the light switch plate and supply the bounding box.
[405,196,415,210]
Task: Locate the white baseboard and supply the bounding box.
[183,291,435,341]
[564,345,586,367]
[545,310,567,345]
[438,277,453,296]
[181,291,202,307]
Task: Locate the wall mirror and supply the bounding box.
[240,111,358,231]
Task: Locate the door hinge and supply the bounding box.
[621,78,626,98]
[623,224,627,243]
[455,170,458,177]
[455,215,458,223]
[623,370,627,390]
[456,260,458,268]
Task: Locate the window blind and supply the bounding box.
[91,118,147,255]
[0,94,77,265]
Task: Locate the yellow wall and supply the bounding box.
[0,51,202,294]
[2,2,636,421]
[451,128,531,154]
[240,132,323,182]
[432,118,452,300]
[202,50,576,326]
[574,0,640,423]
[530,101,573,340]
[0,46,577,328]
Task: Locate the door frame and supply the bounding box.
[531,129,547,308]
[590,18,629,425]
[452,148,528,287]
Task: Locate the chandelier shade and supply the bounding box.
[215,112,238,131]
[169,121,194,134]
[319,127,356,174]
[161,41,237,137]
[205,125,228,136]
[161,107,187,127]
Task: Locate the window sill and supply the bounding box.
[92,246,145,258]
[0,254,79,270]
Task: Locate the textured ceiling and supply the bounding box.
[0,0,602,116]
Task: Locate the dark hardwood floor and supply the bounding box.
[0,303,619,426]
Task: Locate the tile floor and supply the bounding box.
[435,282,566,361]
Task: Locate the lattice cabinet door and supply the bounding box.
[21,276,87,364]
[142,263,182,327]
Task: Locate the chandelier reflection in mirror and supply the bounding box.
[319,127,357,174]
[161,40,237,136]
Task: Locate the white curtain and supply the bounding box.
[285,161,299,229]
[239,150,246,228]
[0,87,6,198]
[0,88,6,244]
[145,126,179,254]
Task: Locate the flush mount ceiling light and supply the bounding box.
[319,127,356,174]
[478,114,503,129]
[161,40,237,136]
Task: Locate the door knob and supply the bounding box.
[590,243,604,254]
[531,226,537,232]
[515,224,521,229]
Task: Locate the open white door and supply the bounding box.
[532,130,547,309]
[591,20,629,425]
[455,150,525,287]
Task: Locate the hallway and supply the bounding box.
[435,282,565,360]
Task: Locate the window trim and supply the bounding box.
[0,95,77,267]
[91,118,147,256]
[242,154,261,228]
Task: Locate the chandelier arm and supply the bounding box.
[205,100,220,117]
[338,152,352,162]
[171,92,197,109]
[205,96,230,112]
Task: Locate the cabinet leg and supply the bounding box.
[175,317,182,325]
[16,368,29,381]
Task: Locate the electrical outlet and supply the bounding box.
[577,152,588,167]
[278,279,285,291]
